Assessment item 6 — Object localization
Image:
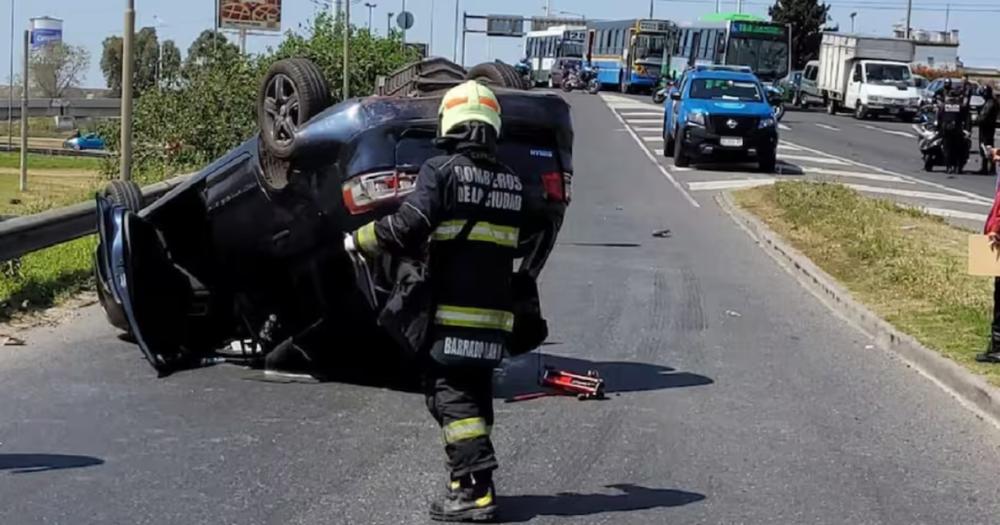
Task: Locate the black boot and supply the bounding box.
[976,338,1000,363]
[430,472,497,522]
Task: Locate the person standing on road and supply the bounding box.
[937,82,970,174]
[345,80,523,522]
[977,85,998,175]
[977,145,1000,363]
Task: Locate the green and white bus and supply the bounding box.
[671,13,791,83]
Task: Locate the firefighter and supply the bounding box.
[977,85,998,175]
[938,81,970,174]
[345,80,522,522]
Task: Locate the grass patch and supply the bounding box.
[0,151,103,171]
[0,168,101,216]
[734,181,1000,385]
[0,236,96,322]
[0,117,76,139]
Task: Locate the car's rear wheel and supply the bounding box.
[103,180,144,212]
[673,129,690,167]
[258,58,332,160]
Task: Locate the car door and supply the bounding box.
[664,73,687,140]
[847,62,864,108]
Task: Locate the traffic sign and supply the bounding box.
[486,15,524,37]
[397,11,414,30]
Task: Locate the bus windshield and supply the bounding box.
[689,78,762,102]
[725,37,789,81]
[635,33,666,60]
[559,40,584,57]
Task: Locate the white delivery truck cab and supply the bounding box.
[817,33,921,121]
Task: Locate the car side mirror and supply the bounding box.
[670,91,681,101]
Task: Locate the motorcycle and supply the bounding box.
[916,108,971,172]
[652,76,671,104]
[561,66,600,95]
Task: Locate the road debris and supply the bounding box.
[505,367,607,402]
[725,310,742,318]
[652,228,672,238]
[1,335,25,346]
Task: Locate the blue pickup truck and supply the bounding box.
[663,66,780,172]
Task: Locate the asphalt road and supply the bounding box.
[4,92,1000,524]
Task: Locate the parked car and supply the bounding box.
[94,58,573,376]
[662,66,779,172]
[922,77,985,110]
[776,70,803,104]
[796,60,822,108]
[63,133,105,151]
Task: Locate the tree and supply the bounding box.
[100,35,123,96]
[769,0,831,69]
[160,40,182,88]
[100,28,177,95]
[184,30,240,78]
[29,42,90,98]
[133,27,160,93]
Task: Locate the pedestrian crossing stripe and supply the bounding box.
[778,154,848,166]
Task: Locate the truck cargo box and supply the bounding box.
[817,33,916,100]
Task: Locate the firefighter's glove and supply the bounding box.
[348,222,379,257]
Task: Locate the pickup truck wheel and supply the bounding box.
[758,147,777,173]
[854,104,868,120]
[258,59,331,160]
[673,130,690,167]
[103,180,144,212]
[664,128,675,157]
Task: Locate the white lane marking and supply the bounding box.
[911,124,924,135]
[689,178,776,191]
[778,123,791,131]
[625,118,665,125]
[642,136,660,142]
[805,167,915,184]
[673,166,694,171]
[607,99,701,208]
[617,111,663,117]
[654,149,664,155]
[777,143,803,151]
[815,123,840,131]
[845,183,989,206]
[783,140,995,205]
[633,127,662,132]
[779,154,849,165]
[860,124,917,139]
[922,207,987,222]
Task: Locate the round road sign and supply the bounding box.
[397,11,414,30]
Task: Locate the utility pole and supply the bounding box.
[850,12,856,33]
[452,0,459,62]
[904,0,912,39]
[944,4,950,31]
[401,0,406,46]
[429,0,434,55]
[387,11,393,35]
[18,28,25,191]
[715,0,720,14]
[7,0,14,149]
[545,0,551,17]
[238,28,247,54]
[737,0,743,14]
[343,0,350,99]
[120,0,135,182]
[364,2,376,33]
[649,0,654,18]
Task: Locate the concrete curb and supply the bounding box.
[716,191,1000,428]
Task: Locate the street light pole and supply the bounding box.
[8,0,14,149]
[343,0,350,99]
[364,2,375,33]
[120,0,135,182]
[849,12,857,33]
[387,11,393,35]
[452,0,459,62]
[401,0,406,46]
[429,0,434,55]
[18,28,25,191]
[649,0,654,18]
[904,0,912,39]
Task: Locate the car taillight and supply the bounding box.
[542,172,571,203]
[342,170,418,215]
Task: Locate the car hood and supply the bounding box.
[685,99,772,116]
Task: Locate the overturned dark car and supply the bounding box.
[94,58,573,376]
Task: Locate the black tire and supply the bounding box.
[827,99,838,115]
[759,148,777,173]
[258,59,331,160]
[492,62,525,89]
[923,156,934,172]
[773,103,785,121]
[664,129,675,158]
[466,63,520,89]
[673,129,690,167]
[103,180,143,212]
[561,77,573,92]
[587,79,601,95]
[854,104,868,120]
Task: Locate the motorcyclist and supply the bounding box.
[937,81,970,174]
[977,85,998,175]
[346,80,523,522]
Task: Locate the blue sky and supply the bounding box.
[3,0,996,89]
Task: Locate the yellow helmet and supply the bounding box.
[438,80,502,137]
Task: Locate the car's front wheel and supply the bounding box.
[663,127,675,157]
[103,180,144,212]
[758,147,777,173]
[854,104,868,120]
[673,129,690,167]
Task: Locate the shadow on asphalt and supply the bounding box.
[494,353,714,399]
[0,454,105,474]
[497,483,706,522]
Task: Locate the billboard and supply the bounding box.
[29,16,63,48]
[217,0,282,32]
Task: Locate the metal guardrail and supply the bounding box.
[0,174,190,262]
[0,144,111,158]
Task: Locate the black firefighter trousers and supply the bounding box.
[423,363,498,480]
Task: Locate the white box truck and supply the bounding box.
[817,33,922,121]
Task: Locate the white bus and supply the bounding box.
[524,25,587,87]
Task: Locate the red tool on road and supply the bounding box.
[505,366,606,402]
